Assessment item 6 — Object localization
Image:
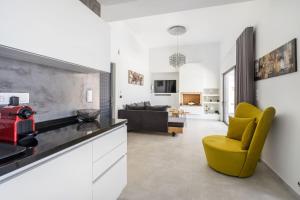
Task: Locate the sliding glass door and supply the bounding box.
[223,67,235,124]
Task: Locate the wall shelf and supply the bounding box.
[203,88,220,118]
[203,102,220,104]
[203,94,219,97]
[0,44,101,73]
[153,93,179,94]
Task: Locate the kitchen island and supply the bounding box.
[0,117,127,200]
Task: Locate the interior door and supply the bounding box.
[223,67,235,124]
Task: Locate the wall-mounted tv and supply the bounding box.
[154,80,176,93]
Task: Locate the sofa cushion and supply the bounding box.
[136,102,145,107]
[125,103,136,110]
[227,117,255,141]
[144,101,151,106]
[127,105,145,110]
[145,105,168,111]
[241,121,256,150]
[202,135,248,176]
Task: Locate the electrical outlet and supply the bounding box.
[0,93,30,105]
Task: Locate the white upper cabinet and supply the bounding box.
[0,0,110,72]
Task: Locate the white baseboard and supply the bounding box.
[260,160,300,199]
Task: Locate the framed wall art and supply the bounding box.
[128,70,144,86]
[255,38,297,80]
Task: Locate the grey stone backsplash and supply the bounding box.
[0,56,100,122]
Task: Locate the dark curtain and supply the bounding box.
[235,27,255,106]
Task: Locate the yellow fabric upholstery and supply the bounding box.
[203,135,248,176]
[202,102,276,177]
[227,117,255,140]
[241,121,256,150]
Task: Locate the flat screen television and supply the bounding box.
[154,80,176,93]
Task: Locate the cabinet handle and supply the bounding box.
[92,155,126,184]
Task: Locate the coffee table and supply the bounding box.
[168,117,185,137]
[168,108,189,118]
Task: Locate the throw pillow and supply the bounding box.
[227,117,255,141]
[125,103,137,110]
[241,121,256,150]
[144,101,151,106]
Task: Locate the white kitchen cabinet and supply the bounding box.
[92,126,127,200]
[0,0,110,72]
[0,125,127,200]
[93,142,127,181]
[93,155,127,200]
[0,144,93,200]
[93,125,127,162]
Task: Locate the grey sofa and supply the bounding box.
[118,102,169,132]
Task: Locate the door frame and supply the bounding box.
[100,70,112,119]
[222,66,236,125]
[110,63,116,118]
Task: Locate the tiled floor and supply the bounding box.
[119,119,299,200]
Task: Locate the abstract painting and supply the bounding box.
[128,70,144,86]
[255,39,297,80]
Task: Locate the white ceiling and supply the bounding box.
[118,1,257,48]
[98,0,136,6]
[100,0,253,21]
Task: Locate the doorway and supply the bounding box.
[223,67,235,124]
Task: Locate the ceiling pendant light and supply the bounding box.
[168,25,187,69]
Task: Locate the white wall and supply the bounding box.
[151,72,179,108]
[179,63,219,92]
[150,44,220,107]
[150,43,220,91]
[256,0,300,195]
[220,0,300,195]
[0,0,110,72]
[150,43,220,74]
[110,22,150,111]
[149,47,179,73]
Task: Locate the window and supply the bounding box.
[223,67,235,124]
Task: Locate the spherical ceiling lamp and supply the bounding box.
[169,53,186,68]
[167,25,187,68]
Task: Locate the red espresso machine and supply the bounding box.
[0,97,36,143]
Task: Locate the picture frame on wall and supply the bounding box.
[128,70,144,86]
[255,38,297,81]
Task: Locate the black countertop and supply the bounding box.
[0,117,127,178]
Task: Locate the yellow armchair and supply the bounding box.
[202,102,276,177]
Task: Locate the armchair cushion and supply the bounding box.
[241,121,256,150]
[227,117,255,140]
[202,135,248,176]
